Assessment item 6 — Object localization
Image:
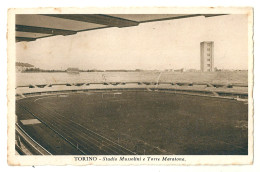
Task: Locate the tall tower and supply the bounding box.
[200,41,214,72]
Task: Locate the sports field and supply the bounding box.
[16,90,248,155]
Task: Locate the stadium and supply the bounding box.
[14,14,249,155]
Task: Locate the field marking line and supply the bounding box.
[35,102,132,154]
[31,100,132,155]
[156,90,239,100]
[34,98,136,154]
[33,93,77,103]
[32,93,136,154]
[32,95,139,154]
[45,111,117,155]
[68,120,137,155]
[34,95,58,102]
[40,102,134,154]
[119,133,172,155]
[17,103,87,155]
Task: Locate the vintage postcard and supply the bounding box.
[7,7,253,165]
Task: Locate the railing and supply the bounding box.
[16,81,248,89]
[15,81,248,100]
[15,123,52,155]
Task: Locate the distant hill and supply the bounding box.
[16,62,34,68]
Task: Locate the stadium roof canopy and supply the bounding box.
[16,14,226,42]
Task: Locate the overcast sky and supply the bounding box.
[16,14,248,70]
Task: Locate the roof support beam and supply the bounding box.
[140,14,203,23]
[16,25,77,36]
[203,14,227,17]
[16,37,37,42]
[139,14,227,23]
[43,14,139,28]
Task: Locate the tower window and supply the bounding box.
[207,53,210,56]
[207,64,210,67]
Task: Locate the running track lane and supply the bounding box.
[17,99,136,155]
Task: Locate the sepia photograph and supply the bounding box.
[7,7,253,165]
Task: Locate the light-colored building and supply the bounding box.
[200,41,214,72]
[15,62,35,72]
[66,67,80,74]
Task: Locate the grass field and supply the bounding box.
[17,90,248,155]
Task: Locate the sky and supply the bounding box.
[16,14,248,70]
